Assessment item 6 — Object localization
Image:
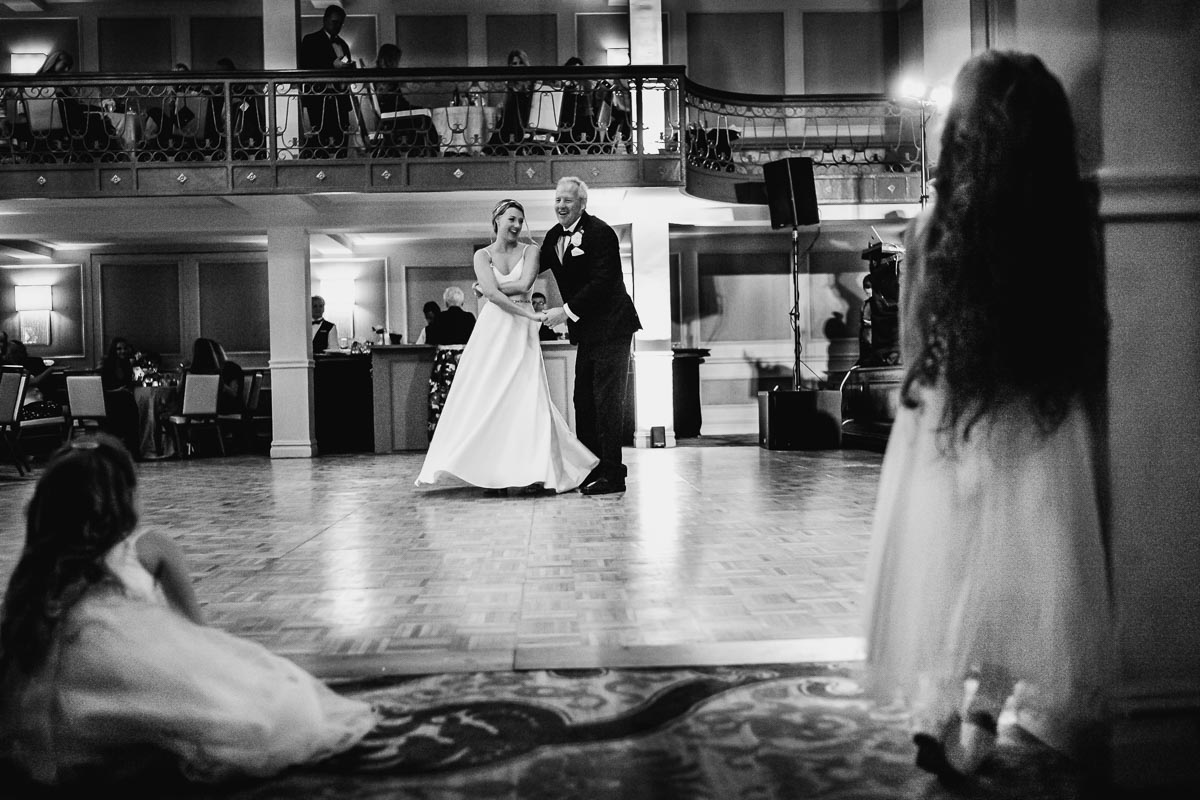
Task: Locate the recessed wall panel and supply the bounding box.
[687,13,783,94]
[486,14,557,67]
[98,17,173,72]
[198,260,268,352]
[191,17,264,70]
[100,262,180,358]
[395,15,467,69]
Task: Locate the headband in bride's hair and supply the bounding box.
[491,199,525,231]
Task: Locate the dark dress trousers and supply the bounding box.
[540,211,642,482]
[299,29,353,157]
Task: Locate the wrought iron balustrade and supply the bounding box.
[0,66,685,198]
[683,80,926,205]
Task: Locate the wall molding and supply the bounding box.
[1097,168,1200,222]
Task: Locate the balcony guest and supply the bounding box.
[416,199,597,494]
[487,49,534,154]
[540,177,642,496]
[311,295,340,354]
[370,44,437,157]
[559,57,599,154]
[299,4,353,158]
[863,51,1110,786]
[0,434,378,787]
[424,286,476,440]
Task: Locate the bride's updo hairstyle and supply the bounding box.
[491,199,525,233]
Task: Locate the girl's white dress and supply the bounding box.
[0,531,376,785]
[864,386,1112,754]
[415,246,599,492]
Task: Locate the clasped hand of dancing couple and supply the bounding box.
[415,192,602,495]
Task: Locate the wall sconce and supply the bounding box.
[14,284,52,345]
[606,47,630,66]
[10,53,48,75]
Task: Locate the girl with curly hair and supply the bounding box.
[863,51,1111,786]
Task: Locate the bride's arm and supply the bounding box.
[474,248,542,320]
[514,244,541,293]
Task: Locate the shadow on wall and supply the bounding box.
[745,355,793,396]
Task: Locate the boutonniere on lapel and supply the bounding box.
[568,231,585,257]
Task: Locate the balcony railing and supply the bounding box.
[0,66,685,198]
[1,67,924,205]
[682,80,926,205]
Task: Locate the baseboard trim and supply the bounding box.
[1110,680,1200,791]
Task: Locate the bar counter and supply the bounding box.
[371,342,578,453]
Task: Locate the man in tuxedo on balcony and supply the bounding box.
[299,4,353,158]
[540,177,642,496]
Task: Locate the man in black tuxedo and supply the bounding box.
[298,4,353,158]
[425,286,476,346]
[540,177,642,495]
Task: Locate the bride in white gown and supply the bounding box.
[415,199,599,494]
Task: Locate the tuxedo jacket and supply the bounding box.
[426,306,476,346]
[299,29,351,71]
[539,211,641,345]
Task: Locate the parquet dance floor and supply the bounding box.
[0,442,881,680]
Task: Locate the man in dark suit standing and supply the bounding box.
[298,4,353,158]
[540,177,642,495]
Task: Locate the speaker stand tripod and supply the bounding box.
[788,224,803,390]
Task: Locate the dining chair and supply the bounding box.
[217,369,264,453]
[65,375,107,440]
[166,373,225,457]
[0,368,30,475]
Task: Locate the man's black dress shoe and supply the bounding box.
[580,477,626,496]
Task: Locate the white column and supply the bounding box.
[267,227,318,458]
[629,0,664,64]
[629,0,668,154]
[263,0,302,156]
[631,216,674,448]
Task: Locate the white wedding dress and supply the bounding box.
[415,246,598,492]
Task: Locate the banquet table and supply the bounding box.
[429,105,498,155]
[134,384,179,459]
[104,109,141,152]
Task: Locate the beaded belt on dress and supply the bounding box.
[436,344,466,351]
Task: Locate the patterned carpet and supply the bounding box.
[2,662,1107,799]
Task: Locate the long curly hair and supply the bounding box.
[901,50,1107,441]
[0,434,139,677]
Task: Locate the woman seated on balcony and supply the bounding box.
[369,44,437,157]
[35,50,118,163]
[485,49,534,154]
[557,56,601,155]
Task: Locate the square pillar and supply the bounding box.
[267,226,318,458]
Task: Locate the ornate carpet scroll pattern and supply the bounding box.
[157,663,1098,800]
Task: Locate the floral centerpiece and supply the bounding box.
[132,351,163,386]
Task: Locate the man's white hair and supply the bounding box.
[443,286,465,306]
[557,176,589,200]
